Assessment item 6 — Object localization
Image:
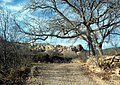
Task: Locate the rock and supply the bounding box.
[45,45,54,51]
[30,44,87,63]
[68,44,84,52]
[29,44,85,53]
[112,68,120,77]
[75,44,84,51]
[114,54,120,62]
[103,55,120,69]
[68,46,78,52]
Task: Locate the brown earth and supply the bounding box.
[26,63,119,85]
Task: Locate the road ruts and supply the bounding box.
[26,63,108,85]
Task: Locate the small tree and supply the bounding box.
[0,7,32,75]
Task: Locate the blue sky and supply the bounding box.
[0,0,26,5]
[1,0,24,5]
[0,0,27,12]
[0,0,119,49]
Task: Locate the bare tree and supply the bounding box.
[0,8,13,67]
[109,35,120,54]
[18,0,120,55]
[0,7,30,72]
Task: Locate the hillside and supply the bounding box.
[0,41,120,84]
[103,47,120,55]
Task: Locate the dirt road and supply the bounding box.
[26,63,114,85]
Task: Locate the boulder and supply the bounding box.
[69,46,78,52]
[75,44,84,51]
[68,44,84,52]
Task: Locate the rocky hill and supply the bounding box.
[29,43,85,53]
[26,43,87,63]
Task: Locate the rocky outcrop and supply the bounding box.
[94,55,120,71]
[86,54,120,75]
[69,44,84,52]
[29,43,85,53]
[29,43,85,63]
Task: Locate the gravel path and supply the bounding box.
[26,63,112,85]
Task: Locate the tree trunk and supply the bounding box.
[86,26,96,56]
[98,47,103,55]
[87,36,96,56]
[90,43,96,55]
[97,43,103,55]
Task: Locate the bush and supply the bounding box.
[76,51,88,62]
[45,49,61,57]
[0,42,33,84]
[32,52,50,62]
[62,50,78,58]
[0,67,31,85]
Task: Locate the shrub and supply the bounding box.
[0,67,31,85]
[0,42,33,84]
[32,52,49,62]
[45,49,61,58]
[77,51,88,62]
[62,50,78,58]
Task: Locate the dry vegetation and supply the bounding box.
[0,41,120,85]
[0,0,119,84]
